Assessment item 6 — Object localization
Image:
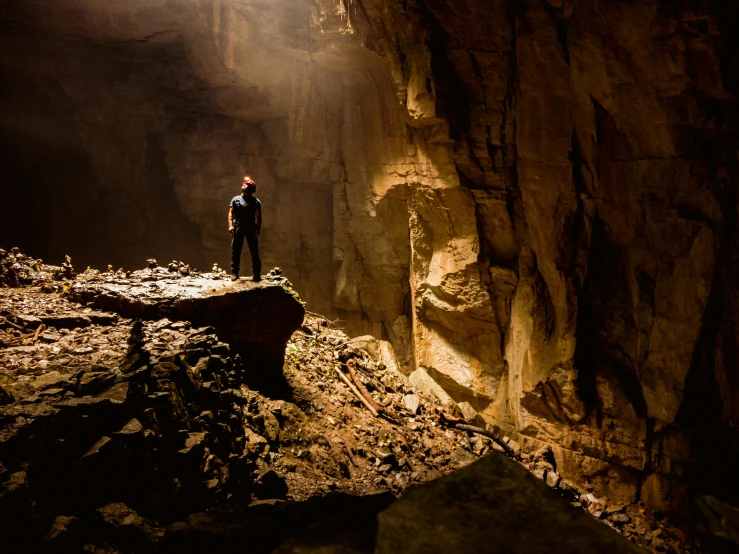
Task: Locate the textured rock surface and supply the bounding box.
[67,271,304,372]
[376,452,644,554]
[2,0,739,511]
[340,0,739,509]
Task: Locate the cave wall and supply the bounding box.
[1,0,738,510]
[340,0,739,508]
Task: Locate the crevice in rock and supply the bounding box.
[530,256,556,344]
[541,0,570,65]
[574,215,648,424]
[558,130,588,274]
[676,130,739,504]
[504,0,524,247]
[572,275,600,423]
[416,0,469,140]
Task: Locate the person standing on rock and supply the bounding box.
[228,176,262,282]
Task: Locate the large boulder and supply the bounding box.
[69,273,305,372]
[375,452,644,554]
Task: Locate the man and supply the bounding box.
[228,176,262,281]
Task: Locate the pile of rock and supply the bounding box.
[0,253,469,552]
[0,312,257,552]
[282,317,712,554]
[520,446,700,553]
[0,247,73,288]
[274,316,488,499]
[0,248,723,553]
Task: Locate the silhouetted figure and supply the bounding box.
[228,176,262,281]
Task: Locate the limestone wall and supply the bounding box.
[343,0,739,508]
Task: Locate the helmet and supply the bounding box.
[242,176,256,192]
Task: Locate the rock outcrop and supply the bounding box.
[2,0,738,513]
[376,452,643,554]
[66,268,305,372]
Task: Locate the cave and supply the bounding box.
[2,0,739,552]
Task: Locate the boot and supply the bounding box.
[231,273,238,281]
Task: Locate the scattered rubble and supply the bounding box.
[0,251,469,551]
[0,247,729,553]
[0,247,73,288]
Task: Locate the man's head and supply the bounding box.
[241,176,257,194]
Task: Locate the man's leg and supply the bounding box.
[246,233,261,280]
[231,227,245,278]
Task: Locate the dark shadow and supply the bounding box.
[237,346,296,401]
[162,492,396,554]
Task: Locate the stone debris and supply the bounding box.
[266,267,283,281]
[0,252,462,551]
[403,393,420,414]
[0,247,74,288]
[0,247,723,553]
[282,317,711,554]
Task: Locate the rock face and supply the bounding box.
[2,0,739,510]
[343,0,739,510]
[375,452,643,554]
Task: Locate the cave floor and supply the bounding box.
[0,252,705,553]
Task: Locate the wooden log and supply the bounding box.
[33,323,46,343]
[438,411,516,458]
[452,423,516,457]
[345,359,401,424]
[345,359,382,411]
[336,367,379,417]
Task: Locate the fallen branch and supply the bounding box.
[3,332,35,346]
[345,359,382,411]
[33,323,46,343]
[453,423,516,457]
[345,359,401,424]
[439,413,466,425]
[439,412,516,458]
[335,367,379,417]
[0,316,24,331]
[344,444,359,467]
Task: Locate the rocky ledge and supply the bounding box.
[65,266,304,374]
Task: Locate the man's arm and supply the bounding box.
[255,204,262,237]
[228,207,234,236]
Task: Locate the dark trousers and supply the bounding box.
[231,226,261,276]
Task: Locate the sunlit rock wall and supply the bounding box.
[341,0,739,508]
